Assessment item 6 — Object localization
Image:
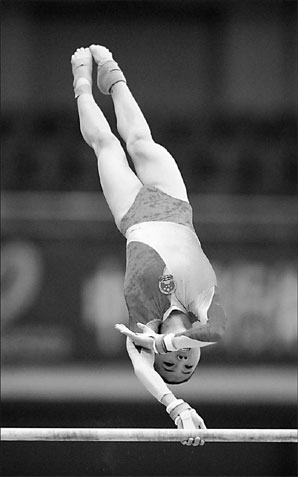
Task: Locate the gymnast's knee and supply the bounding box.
[126,128,154,159]
[87,130,120,154]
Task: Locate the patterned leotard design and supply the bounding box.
[120,185,194,235]
[120,186,226,342]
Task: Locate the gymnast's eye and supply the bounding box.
[185,365,193,370]
[163,362,174,367]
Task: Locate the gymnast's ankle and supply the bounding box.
[89,44,126,95]
[71,47,93,98]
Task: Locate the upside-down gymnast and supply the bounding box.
[71,45,227,446]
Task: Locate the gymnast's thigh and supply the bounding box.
[127,138,189,203]
[95,140,143,228]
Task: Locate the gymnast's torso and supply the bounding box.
[120,186,223,340]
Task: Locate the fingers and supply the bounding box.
[137,322,147,330]
[198,416,207,430]
[115,323,128,332]
[117,322,149,335]
[181,435,204,447]
[116,324,155,352]
[181,425,205,446]
[190,409,207,430]
[178,409,206,446]
[115,324,135,339]
[181,436,203,446]
[137,322,154,334]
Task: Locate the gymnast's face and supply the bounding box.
[154,348,201,384]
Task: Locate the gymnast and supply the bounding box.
[71,45,227,446]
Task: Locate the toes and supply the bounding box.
[72,47,91,57]
[89,45,113,63]
[71,47,92,65]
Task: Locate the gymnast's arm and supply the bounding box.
[116,286,226,353]
[126,336,175,404]
[171,287,227,350]
[126,337,206,446]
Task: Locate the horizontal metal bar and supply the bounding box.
[1,428,297,443]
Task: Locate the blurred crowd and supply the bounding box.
[2,109,296,195]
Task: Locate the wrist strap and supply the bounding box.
[152,340,158,354]
[153,334,177,354]
[167,400,192,422]
[166,399,184,415]
[163,333,177,352]
[153,334,167,354]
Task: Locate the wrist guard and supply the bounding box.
[153,333,177,354]
[166,399,192,422]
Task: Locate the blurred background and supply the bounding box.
[1,0,297,476]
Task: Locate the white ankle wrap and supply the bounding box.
[73,78,92,98]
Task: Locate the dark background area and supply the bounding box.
[1,0,296,196]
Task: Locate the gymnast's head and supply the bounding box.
[154,347,201,384]
[154,309,201,384]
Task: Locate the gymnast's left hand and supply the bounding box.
[115,323,158,351]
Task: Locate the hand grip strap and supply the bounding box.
[166,399,191,422]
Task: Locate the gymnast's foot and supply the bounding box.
[89,44,114,66]
[89,44,126,95]
[71,47,93,98]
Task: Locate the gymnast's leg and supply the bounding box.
[71,47,142,228]
[90,45,189,202]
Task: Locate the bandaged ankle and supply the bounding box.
[74,78,92,98]
[97,60,126,95]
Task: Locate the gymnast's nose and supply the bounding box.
[177,350,189,360]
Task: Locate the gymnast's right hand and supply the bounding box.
[166,399,206,446]
[115,323,158,351]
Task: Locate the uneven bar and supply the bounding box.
[1,428,297,443]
